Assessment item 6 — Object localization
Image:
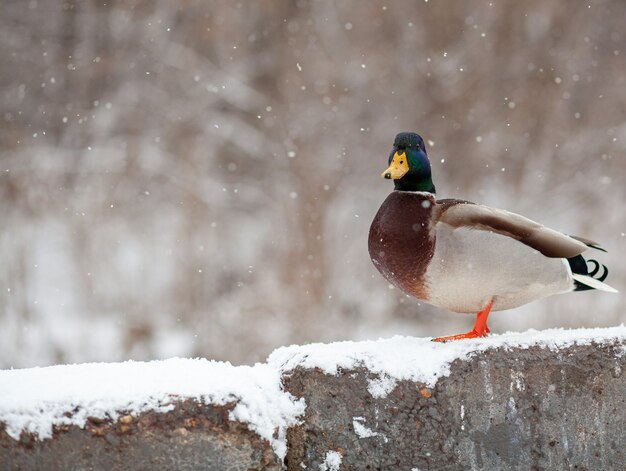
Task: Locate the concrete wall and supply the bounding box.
[0,400,279,471]
[283,342,626,470]
[2,339,625,470]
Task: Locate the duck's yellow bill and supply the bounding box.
[381,151,409,179]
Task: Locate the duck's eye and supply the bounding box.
[399,160,404,164]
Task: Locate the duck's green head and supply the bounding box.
[381,132,436,193]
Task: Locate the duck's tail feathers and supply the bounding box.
[568,253,618,292]
[571,273,618,293]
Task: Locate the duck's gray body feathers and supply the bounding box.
[368,191,614,314]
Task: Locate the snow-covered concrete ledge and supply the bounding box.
[1,326,625,470]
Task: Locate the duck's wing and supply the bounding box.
[568,235,607,252]
[436,201,588,258]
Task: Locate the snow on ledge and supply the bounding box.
[1,326,624,458]
[0,358,305,460]
[269,326,626,394]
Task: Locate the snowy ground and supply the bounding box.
[0,359,305,460]
[1,326,625,460]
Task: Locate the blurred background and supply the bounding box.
[1,0,624,369]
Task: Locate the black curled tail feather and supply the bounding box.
[586,259,608,281]
[567,254,609,291]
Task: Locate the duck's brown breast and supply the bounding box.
[368,191,435,300]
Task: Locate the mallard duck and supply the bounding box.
[368,132,618,342]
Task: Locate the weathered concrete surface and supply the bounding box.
[2,339,625,471]
[0,399,280,471]
[283,343,626,471]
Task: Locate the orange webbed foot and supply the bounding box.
[432,300,493,343]
[432,329,488,343]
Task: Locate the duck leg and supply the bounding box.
[433,300,493,342]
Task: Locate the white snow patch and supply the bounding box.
[269,326,626,393]
[0,358,305,460]
[352,416,378,438]
[460,404,465,431]
[319,450,343,470]
[367,373,397,398]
